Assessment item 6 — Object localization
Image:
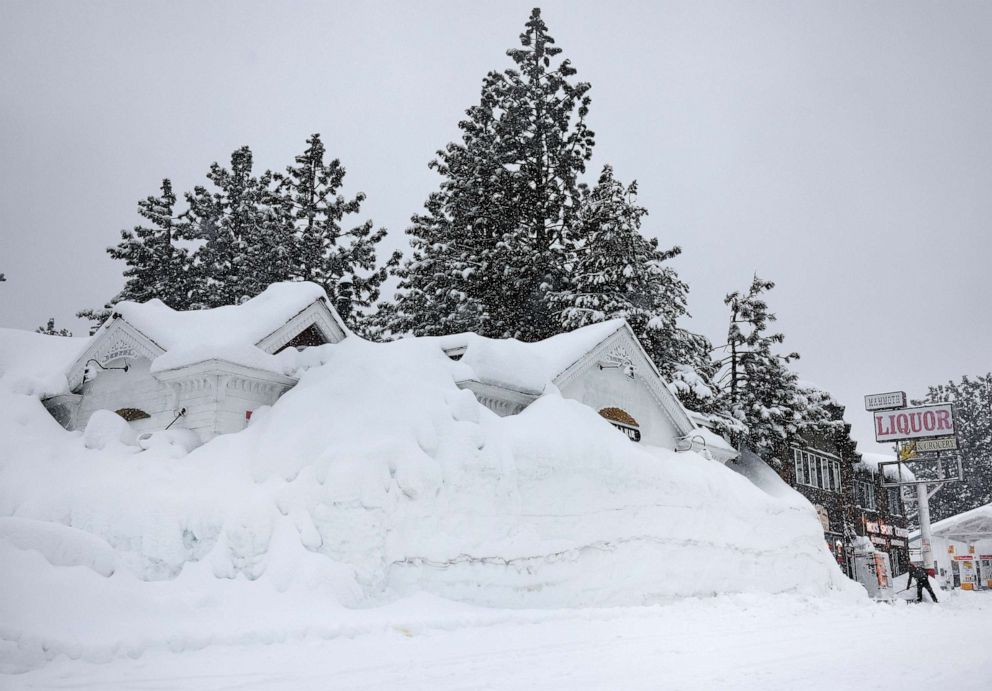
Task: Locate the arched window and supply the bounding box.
[599,407,641,442]
[115,408,150,422]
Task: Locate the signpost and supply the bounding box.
[873,403,955,443]
[864,392,959,578]
[914,437,957,453]
[864,391,906,411]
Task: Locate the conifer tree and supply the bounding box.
[911,373,992,521]
[549,165,712,384]
[716,276,820,459]
[274,134,400,328]
[35,317,72,337]
[389,8,594,340]
[78,179,195,331]
[184,146,288,308]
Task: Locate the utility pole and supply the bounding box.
[916,480,935,575]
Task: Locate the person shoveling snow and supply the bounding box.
[905,563,939,603]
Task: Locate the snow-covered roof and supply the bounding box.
[855,452,915,483]
[439,319,627,394]
[93,282,344,375]
[0,328,92,397]
[910,503,992,543]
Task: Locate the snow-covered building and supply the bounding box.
[43,283,348,441]
[440,320,737,463]
[849,453,911,575]
[36,283,734,461]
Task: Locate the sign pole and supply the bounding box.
[917,480,935,576]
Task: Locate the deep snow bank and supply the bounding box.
[0,331,862,670]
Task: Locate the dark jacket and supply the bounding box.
[906,564,930,588]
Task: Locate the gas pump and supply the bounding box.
[980,555,992,590]
[852,537,895,601]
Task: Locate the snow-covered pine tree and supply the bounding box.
[35,317,72,337]
[78,179,196,332]
[549,165,713,386]
[716,276,818,460]
[388,8,594,340]
[910,373,992,521]
[274,134,400,330]
[184,146,289,308]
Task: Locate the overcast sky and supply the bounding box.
[1,1,990,453]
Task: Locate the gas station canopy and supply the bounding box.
[915,503,992,543]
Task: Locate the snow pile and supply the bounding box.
[0,327,90,396]
[106,282,333,374]
[0,328,862,671]
[440,319,626,393]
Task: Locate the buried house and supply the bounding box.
[440,320,738,464]
[42,282,348,442]
[39,282,734,461]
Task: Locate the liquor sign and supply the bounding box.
[864,391,906,411]
[873,403,955,443]
[914,437,958,453]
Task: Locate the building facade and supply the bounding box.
[770,405,909,579]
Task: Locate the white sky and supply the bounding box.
[1,1,989,453]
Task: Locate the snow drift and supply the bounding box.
[0,328,861,671]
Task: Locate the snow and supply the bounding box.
[106,281,332,374]
[0,328,90,397]
[439,318,626,393]
[1,322,868,678]
[8,591,991,689]
[858,452,915,482]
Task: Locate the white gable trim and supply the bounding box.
[255,299,348,353]
[65,318,166,391]
[154,358,297,387]
[553,324,697,439]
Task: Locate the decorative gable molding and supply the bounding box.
[256,299,348,354]
[554,325,696,439]
[66,319,165,391]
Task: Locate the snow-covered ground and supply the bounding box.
[8,591,991,690]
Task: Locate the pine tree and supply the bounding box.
[911,373,992,521]
[35,317,72,337]
[716,276,820,460]
[274,134,400,329]
[548,165,712,385]
[388,8,594,340]
[184,146,288,308]
[78,179,196,332]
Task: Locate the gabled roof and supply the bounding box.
[440,319,627,394]
[65,282,348,384]
[439,319,709,447]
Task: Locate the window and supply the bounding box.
[857,481,876,510]
[791,447,843,493]
[887,487,902,516]
[115,408,150,422]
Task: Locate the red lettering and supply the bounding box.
[923,411,935,430]
[909,413,922,433]
[936,410,951,430]
[876,415,888,437]
[896,414,910,435]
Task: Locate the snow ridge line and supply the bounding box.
[389,533,821,570]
